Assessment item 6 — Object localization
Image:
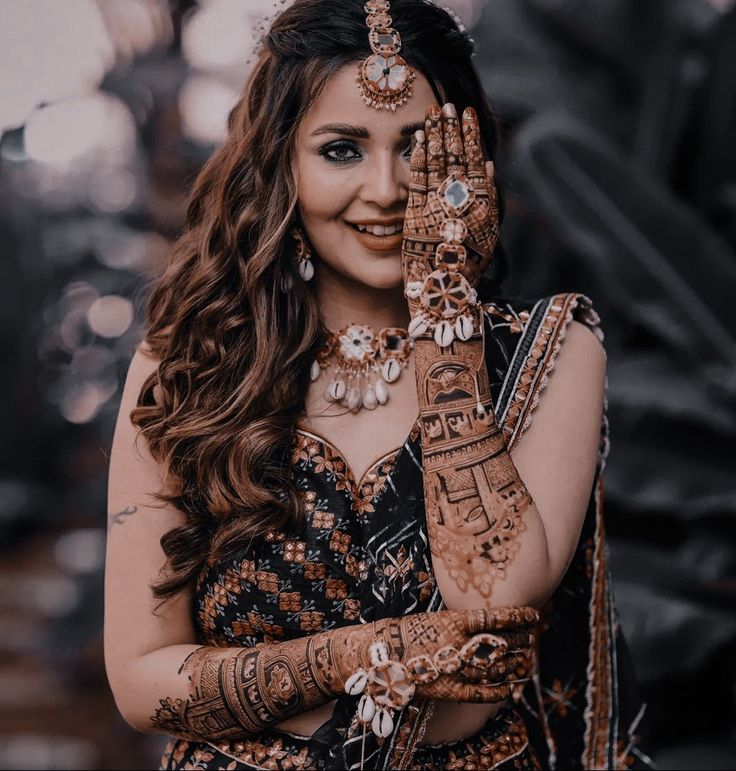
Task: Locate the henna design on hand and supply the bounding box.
[150,608,539,740]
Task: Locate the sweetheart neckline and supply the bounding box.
[294,417,421,492]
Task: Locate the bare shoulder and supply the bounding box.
[556,318,607,384]
[510,316,606,468]
[118,342,162,414]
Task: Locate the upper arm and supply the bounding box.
[509,320,607,594]
[104,343,197,703]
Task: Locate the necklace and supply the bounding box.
[310,323,413,412]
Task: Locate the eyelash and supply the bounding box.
[318,140,413,164]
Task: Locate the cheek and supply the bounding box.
[297,156,354,223]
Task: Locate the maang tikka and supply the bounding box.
[357,0,415,111]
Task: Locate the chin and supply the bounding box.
[353,264,404,291]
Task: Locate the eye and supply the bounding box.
[401,140,413,160]
[319,141,362,164]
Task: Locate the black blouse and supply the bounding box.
[159,293,653,771]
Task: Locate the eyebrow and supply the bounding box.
[311,121,424,138]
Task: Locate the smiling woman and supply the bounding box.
[104,1,651,770]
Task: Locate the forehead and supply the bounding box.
[299,62,437,136]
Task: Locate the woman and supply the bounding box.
[104,1,651,769]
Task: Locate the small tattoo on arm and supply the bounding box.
[109,505,138,527]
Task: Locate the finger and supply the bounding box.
[460,650,534,684]
[425,103,446,192]
[441,102,465,176]
[462,106,485,183]
[408,129,427,210]
[484,606,540,631]
[422,676,513,704]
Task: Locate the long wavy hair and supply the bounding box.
[133,0,505,602]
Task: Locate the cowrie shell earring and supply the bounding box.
[293,227,314,282]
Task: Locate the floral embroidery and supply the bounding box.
[343,598,361,620]
[240,559,256,584]
[325,578,348,600]
[278,592,302,612]
[304,562,327,580]
[329,530,351,554]
[256,571,280,594]
[283,540,306,563]
[299,611,324,632]
[311,511,334,529]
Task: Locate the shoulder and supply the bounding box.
[482,292,607,453]
[117,341,163,422]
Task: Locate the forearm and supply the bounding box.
[415,335,552,608]
[118,629,356,741]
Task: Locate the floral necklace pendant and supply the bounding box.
[310,324,413,413]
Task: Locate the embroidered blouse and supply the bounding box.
[159,293,652,771]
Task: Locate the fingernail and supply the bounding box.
[442,102,457,118]
[463,106,477,120]
[415,129,425,143]
[428,104,441,120]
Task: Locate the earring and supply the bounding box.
[293,227,314,282]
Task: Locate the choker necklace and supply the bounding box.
[310,323,413,412]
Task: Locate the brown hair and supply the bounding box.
[132,0,504,601]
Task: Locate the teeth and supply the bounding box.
[355,223,403,236]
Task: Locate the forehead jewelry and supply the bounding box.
[357,0,415,111]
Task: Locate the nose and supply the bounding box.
[360,149,408,210]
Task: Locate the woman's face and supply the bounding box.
[294,63,437,291]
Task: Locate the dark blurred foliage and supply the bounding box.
[474,0,736,767]
[0,0,734,769]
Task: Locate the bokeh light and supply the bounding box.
[25,94,137,167]
[86,295,134,338]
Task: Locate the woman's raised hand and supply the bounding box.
[403,104,498,302]
[402,102,499,321]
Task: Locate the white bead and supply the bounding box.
[326,380,346,402]
[347,387,362,412]
[372,708,394,738]
[345,669,368,695]
[382,358,401,383]
[375,380,389,405]
[357,693,376,724]
[299,258,314,282]
[408,315,429,338]
[310,360,321,381]
[468,288,478,305]
[363,387,378,410]
[435,320,455,347]
[455,315,474,341]
[405,280,423,299]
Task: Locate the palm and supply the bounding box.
[402,103,499,310]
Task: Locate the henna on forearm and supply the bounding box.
[150,632,344,740]
[414,336,533,599]
[148,608,539,741]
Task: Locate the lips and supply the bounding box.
[348,220,404,252]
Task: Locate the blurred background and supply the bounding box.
[1,0,735,768]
